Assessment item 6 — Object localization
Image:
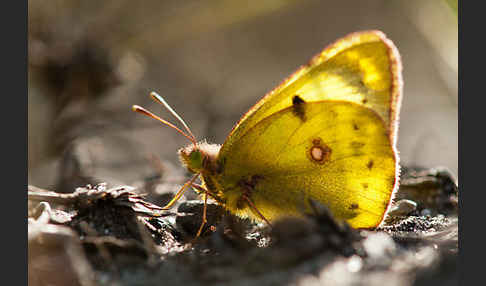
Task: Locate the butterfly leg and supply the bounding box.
[161,173,199,211]
[191,183,215,238]
[238,179,272,227]
[194,191,208,238]
[191,183,219,201]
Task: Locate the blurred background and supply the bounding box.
[28,0,458,193]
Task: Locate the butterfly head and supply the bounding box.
[179,141,221,174]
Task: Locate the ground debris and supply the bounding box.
[27,165,459,286]
[28,183,168,216]
[396,166,458,216]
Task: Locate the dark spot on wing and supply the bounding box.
[351,141,365,149]
[292,95,305,105]
[362,183,368,189]
[329,109,338,118]
[367,160,374,170]
[353,123,360,130]
[349,203,359,210]
[292,95,307,121]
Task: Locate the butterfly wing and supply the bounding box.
[217,100,397,228]
[220,30,402,155]
[216,30,402,228]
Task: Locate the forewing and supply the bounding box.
[221,30,402,156]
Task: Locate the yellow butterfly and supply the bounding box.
[133,30,402,235]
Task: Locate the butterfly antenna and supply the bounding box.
[132,105,197,146]
[150,91,197,147]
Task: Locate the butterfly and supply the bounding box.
[133,30,402,236]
